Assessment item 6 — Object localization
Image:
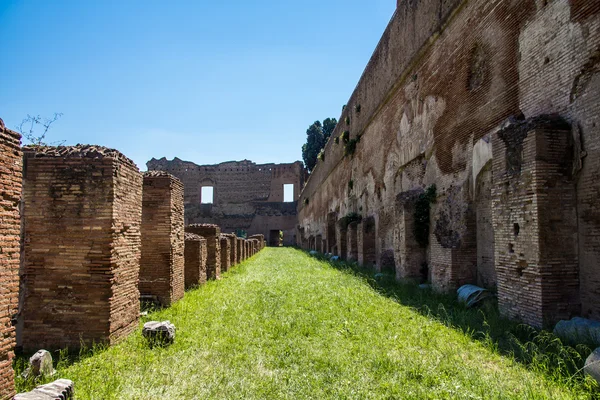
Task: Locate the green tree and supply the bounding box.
[302,118,337,173]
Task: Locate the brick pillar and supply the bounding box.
[21,145,142,351]
[236,238,243,262]
[220,235,231,272]
[347,223,358,261]
[337,223,348,260]
[249,234,264,251]
[227,235,237,266]
[185,224,221,279]
[0,123,21,400]
[184,233,207,289]
[394,195,426,281]
[492,116,579,328]
[140,172,185,306]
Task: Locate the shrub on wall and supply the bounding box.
[342,131,350,144]
[413,185,437,248]
[344,134,362,157]
[318,149,325,162]
[355,104,361,113]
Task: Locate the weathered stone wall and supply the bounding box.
[140,172,185,306]
[146,158,304,246]
[20,145,142,350]
[185,224,221,279]
[0,121,21,400]
[297,0,600,327]
[184,233,207,289]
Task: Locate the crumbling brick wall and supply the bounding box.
[20,145,142,351]
[0,121,21,400]
[146,159,304,246]
[220,235,231,272]
[296,0,600,326]
[226,234,237,266]
[248,234,265,250]
[140,171,185,306]
[184,233,207,289]
[237,237,244,262]
[185,224,221,279]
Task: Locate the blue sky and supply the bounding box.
[0,0,395,170]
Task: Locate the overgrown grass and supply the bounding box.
[14,248,598,399]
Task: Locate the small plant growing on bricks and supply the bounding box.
[413,185,437,248]
[318,149,325,162]
[344,134,362,157]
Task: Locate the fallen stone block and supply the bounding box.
[553,317,600,347]
[14,378,74,400]
[457,285,494,308]
[142,321,176,345]
[585,348,600,386]
[23,350,55,378]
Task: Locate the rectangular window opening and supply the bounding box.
[201,186,214,204]
[283,184,294,203]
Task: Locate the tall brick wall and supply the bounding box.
[184,233,207,289]
[296,0,600,326]
[0,121,21,400]
[147,158,303,246]
[219,236,231,272]
[21,145,142,351]
[185,224,221,279]
[140,172,185,306]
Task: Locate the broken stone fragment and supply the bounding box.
[14,378,74,399]
[553,317,600,347]
[22,350,55,378]
[142,320,176,345]
[585,348,600,387]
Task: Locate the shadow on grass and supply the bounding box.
[305,250,598,394]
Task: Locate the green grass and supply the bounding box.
[14,248,599,399]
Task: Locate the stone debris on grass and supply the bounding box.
[22,350,55,378]
[14,378,74,400]
[142,321,176,345]
[554,317,600,347]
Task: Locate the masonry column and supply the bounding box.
[220,235,231,272]
[184,233,207,289]
[226,234,237,266]
[0,121,21,400]
[236,237,243,262]
[21,145,142,351]
[185,224,221,279]
[140,171,185,306]
[492,116,579,328]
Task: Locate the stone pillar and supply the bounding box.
[21,145,142,351]
[220,235,231,272]
[185,224,221,280]
[184,233,207,289]
[0,122,21,400]
[492,117,579,328]
[249,234,264,250]
[140,172,185,306]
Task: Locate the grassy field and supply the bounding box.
[15,248,598,399]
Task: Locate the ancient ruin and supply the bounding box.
[140,171,185,306]
[0,121,21,400]
[185,224,221,280]
[20,145,143,350]
[297,0,600,328]
[146,158,304,246]
[220,235,231,272]
[184,233,207,289]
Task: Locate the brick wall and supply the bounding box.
[185,224,221,279]
[226,234,237,266]
[140,172,185,306]
[21,145,142,351]
[237,238,244,262]
[0,121,21,400]
[219,235,231,272]
[184,233,207,289]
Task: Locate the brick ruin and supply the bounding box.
[185,224,221,280]
[184,233,207,289]
[20,145,143,350]
[140,171,185,306]
[220,235,231,272]
[0,121,21,400]
[297,0,600,328]
[146,158,304,246]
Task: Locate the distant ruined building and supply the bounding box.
[147,158,305,246]
[297,0,600,328]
